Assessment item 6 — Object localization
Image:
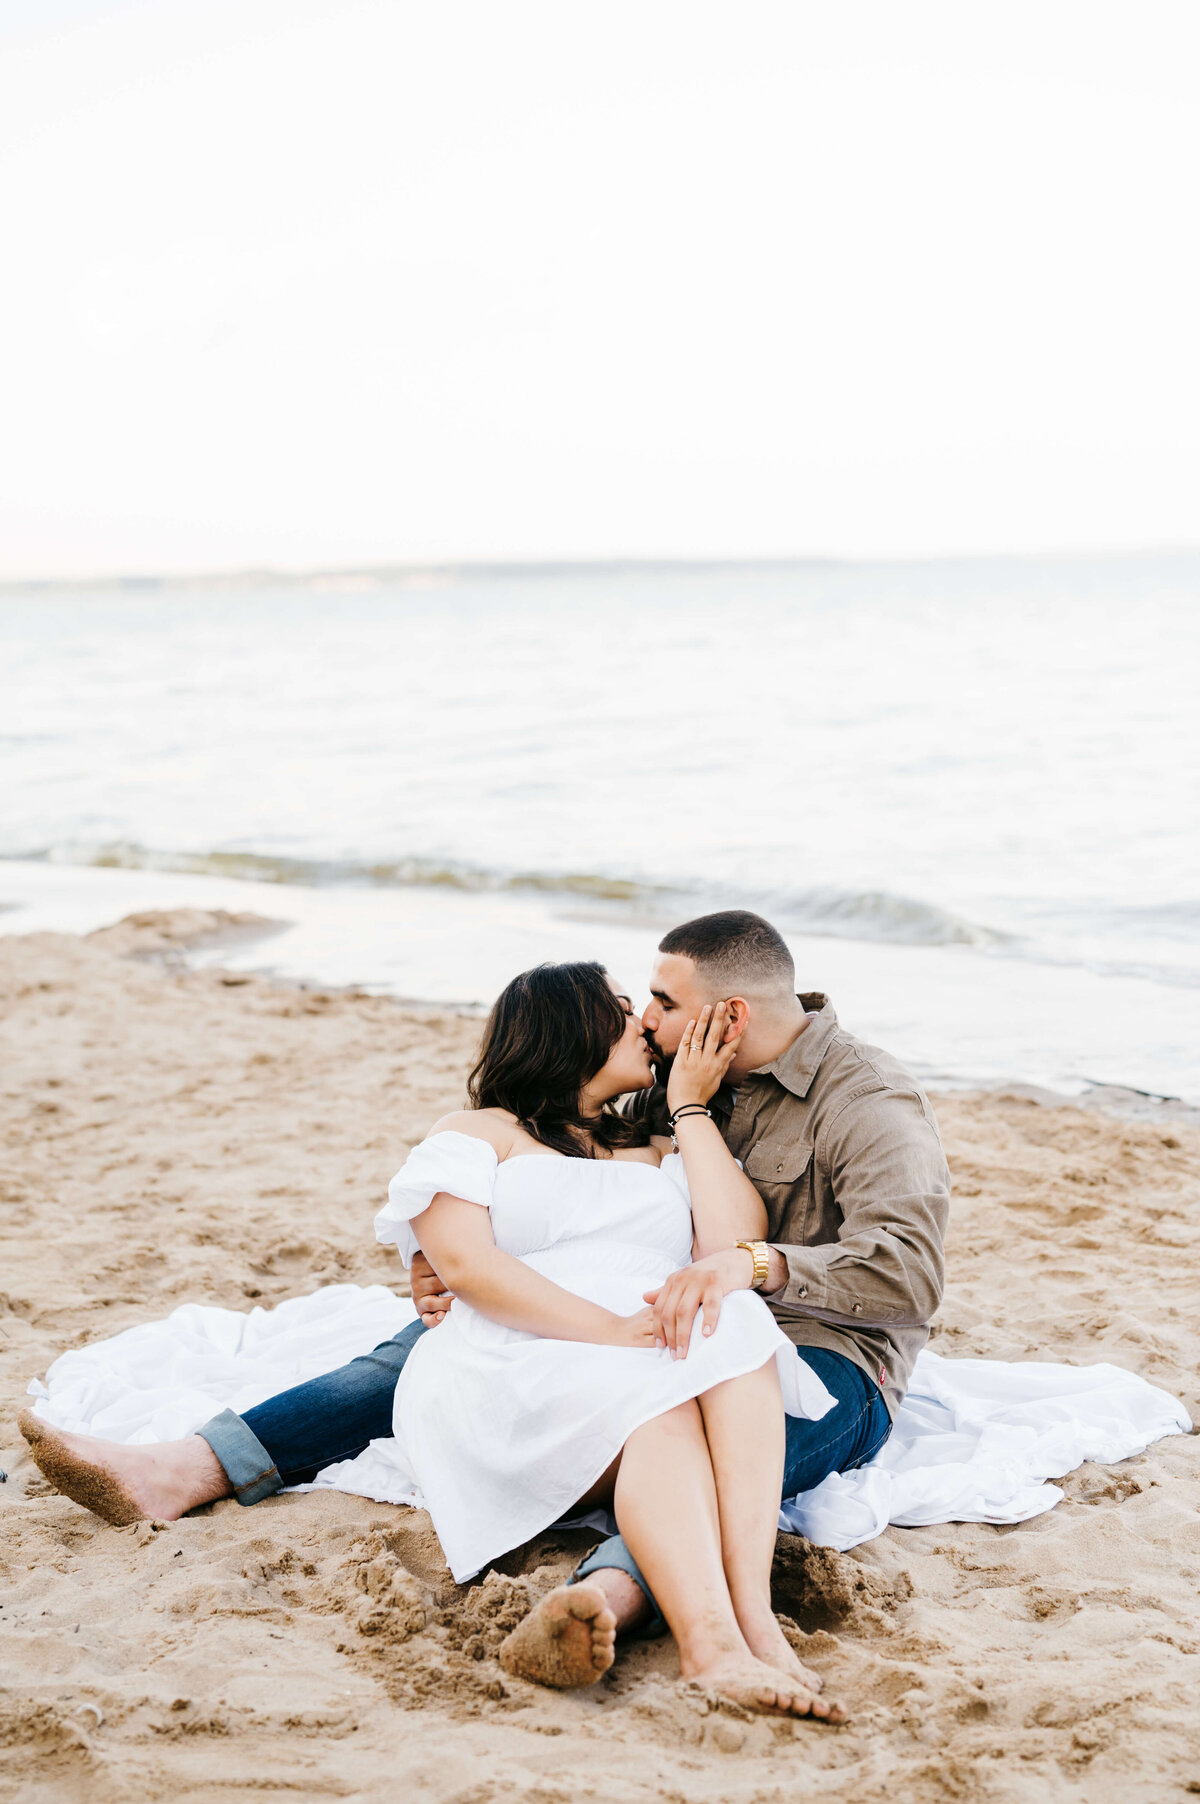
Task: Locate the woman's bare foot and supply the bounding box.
[685,1651,846,1722]
[17,1411,231,1525]
[735,1603,831,1699]
[498,1583,617,1688]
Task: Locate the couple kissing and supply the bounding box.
[21,909,950,1722]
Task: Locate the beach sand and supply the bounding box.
[2,916,1198,1803]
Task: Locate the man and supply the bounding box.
[553,909,949,1671]
[21,910,949,1691]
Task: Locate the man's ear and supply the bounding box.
[722,997,750,1042]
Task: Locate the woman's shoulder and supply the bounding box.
[425,1109,520,1158]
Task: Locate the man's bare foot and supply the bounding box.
[685,1652,846,1722]
[498,1584,617,1688]
[17,1412,231,1526]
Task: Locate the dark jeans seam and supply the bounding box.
[847,1416,891,1472]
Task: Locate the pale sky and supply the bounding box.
[2,0,1198,577]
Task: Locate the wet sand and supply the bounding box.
[2,916,1199,1803]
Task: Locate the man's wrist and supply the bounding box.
[764,1247,790,1294]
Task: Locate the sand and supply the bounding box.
[2,915,1199,1804]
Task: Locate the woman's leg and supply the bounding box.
[696,1360,838,1705]
[614,1398,829,1716]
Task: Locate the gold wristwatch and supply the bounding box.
[735,1239,771,1291]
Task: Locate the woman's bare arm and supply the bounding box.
[670,1115,766,1256]
[642,1004,771,1356]
[412,1191,657,1348]
[665,1003,767,1257]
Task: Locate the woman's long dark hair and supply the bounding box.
[467,961,651,1159]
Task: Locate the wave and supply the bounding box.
[25,842,676,906]
[766,885,1005,948]
[11,843,1200,982]
[5,841,1007,951]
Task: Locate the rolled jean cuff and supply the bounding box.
[570,1536,667,1638]
[196,1408,284,1506]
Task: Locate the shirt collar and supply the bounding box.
[749,992,837,1099]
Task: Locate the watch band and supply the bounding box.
[735,1239,771,1291]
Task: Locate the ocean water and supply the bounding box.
[3,555,1198,1100]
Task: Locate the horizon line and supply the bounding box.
[3,542,1200,592]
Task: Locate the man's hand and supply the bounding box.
[643,1245,755,1358]
[412,1251,455,1327]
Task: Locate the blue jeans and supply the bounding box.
[570,1344,891,1633]
[197,1318,430,1504]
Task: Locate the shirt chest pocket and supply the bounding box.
[743,1140,813,1229]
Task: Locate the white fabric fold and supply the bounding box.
[778,1349,1193,1548]
[25,1284,415,1445]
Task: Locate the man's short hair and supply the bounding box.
[658,909,795,994]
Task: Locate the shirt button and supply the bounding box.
[776,1163,784,1173]
[851,1302,862,1313]
[797,1285,807,1298]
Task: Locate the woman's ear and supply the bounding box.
[723,997,749,1042]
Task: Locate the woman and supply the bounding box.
[368,960,842,1719]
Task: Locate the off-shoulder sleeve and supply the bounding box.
[374,1130,499,1267]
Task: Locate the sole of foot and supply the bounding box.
[498,1583,617,1689]
[18,1410,147,1527]
[688,1655,847,1722]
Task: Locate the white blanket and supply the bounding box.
[26,1283,1192,1554]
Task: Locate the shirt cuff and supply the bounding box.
[771,1243,826,1311]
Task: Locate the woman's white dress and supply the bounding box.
[371,1130,836,1582]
